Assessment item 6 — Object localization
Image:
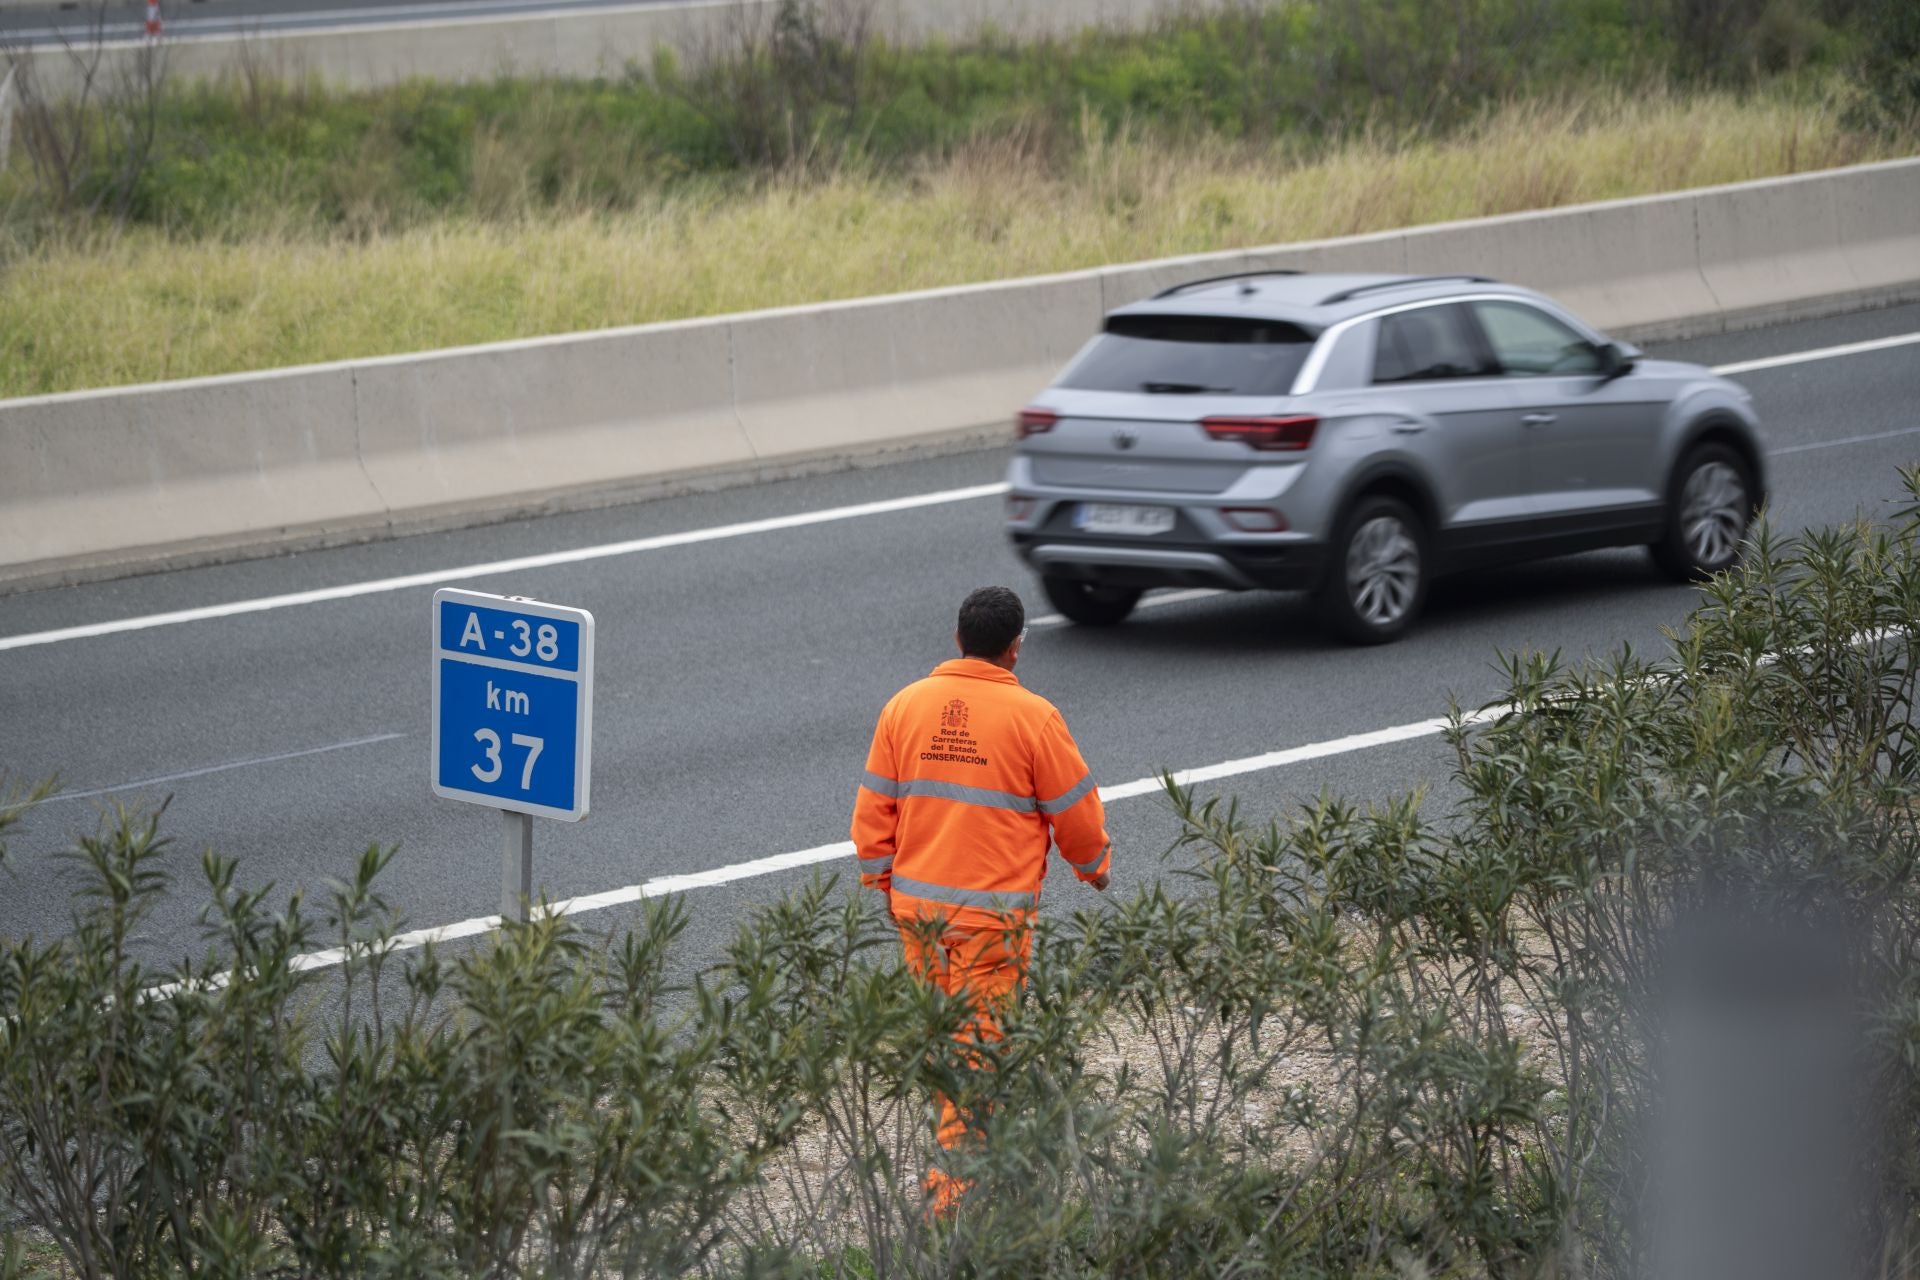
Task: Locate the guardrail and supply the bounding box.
[3,157,1917,590]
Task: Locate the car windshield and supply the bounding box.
[1060,314,1317,396]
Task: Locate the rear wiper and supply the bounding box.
[1142,381,1230,394]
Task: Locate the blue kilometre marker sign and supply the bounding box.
[432,589,594,821]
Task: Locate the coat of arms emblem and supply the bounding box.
[942,699,969,730]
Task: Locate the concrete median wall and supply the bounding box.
[3,157,1917,588]
[349,321,750,520]
[727,273,1108,462]
[0,365,375,573]
[7,0,1240,99]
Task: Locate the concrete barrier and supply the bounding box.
[2,157,1917,589]
[9,4,713,100]
[1695,168,1857,321]
[727,273,1105,461]
[0,365,374,574]
[7,0,1239,99]
[1095,229,1412,316]
[1837,160,1920,294]
[350,321,748,520]
[1401,194,1725,334]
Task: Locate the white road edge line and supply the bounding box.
[1712,331,1920,375]
[4,334,1916,655]
[220,705,1509,983]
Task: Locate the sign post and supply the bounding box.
[431,589,594,922]
[502,811,533,921]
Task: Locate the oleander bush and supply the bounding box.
[8,469,1920,1277]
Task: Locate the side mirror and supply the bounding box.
[1597,341,1636,380]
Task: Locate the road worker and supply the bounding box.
[850,585,1112,1215]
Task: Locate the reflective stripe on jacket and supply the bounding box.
[851,657,1112,929]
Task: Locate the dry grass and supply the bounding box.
[1,87,1907,396]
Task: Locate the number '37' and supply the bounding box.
[472,729,545,789]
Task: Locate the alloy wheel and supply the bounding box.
[1345,515,1421,628]
[1681,460,1747,567]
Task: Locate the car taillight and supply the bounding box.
[1017,407,1060,439]
[1201,414,1318,451]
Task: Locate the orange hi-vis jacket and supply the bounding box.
[852,658,1113,930]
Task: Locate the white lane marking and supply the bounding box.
[1714,332,1920,376]
[154,840,874,994]
[40,733,407,804]
[251,708,1505,977]
[1030,588,1224,629]
[0,483,1009,653]
[1099,707,1502,801]
[3,327,1913,657]
[1770,426,1920,457]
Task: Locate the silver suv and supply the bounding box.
[1005,273,1766,643]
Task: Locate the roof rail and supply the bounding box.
[1150,270,1301,300]
[1317,275,1494,306]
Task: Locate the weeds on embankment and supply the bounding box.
[0,0,1916,394]
[0,88,1903,396]
[8,471,1920,1276]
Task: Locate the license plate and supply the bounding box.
[1074,503,1175,536]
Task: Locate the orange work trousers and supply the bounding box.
[897,918,1031,1211]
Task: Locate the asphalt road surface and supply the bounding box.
[3,303,1919,980]
[0,0,686,46]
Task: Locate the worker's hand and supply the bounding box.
[1090,870,1110,892]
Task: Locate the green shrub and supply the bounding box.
[1855,0,1920,129]
[9,472,1920,1275]
[0,0,1892,247]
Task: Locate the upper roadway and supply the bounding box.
[2,304,1918,975]
[0,0,685,44]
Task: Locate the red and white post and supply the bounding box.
[144,0,162,42]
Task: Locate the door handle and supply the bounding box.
[1391,418,1428,434]
[1522,412,1558,428]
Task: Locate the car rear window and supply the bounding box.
[1059,314,1317,396]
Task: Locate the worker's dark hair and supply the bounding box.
[957,586,1026,658]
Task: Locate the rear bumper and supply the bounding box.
[1010,531,1328,592]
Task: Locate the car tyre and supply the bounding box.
[1040,576,1142,627]
[1318,495,1428,645]
[1650,443,1752,582]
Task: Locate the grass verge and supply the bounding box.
[2,87,1905,396]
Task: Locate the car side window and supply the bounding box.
[1372,305,1498,384]
[1473,301,1604,376]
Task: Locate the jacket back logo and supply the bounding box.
[942,699,969,730]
